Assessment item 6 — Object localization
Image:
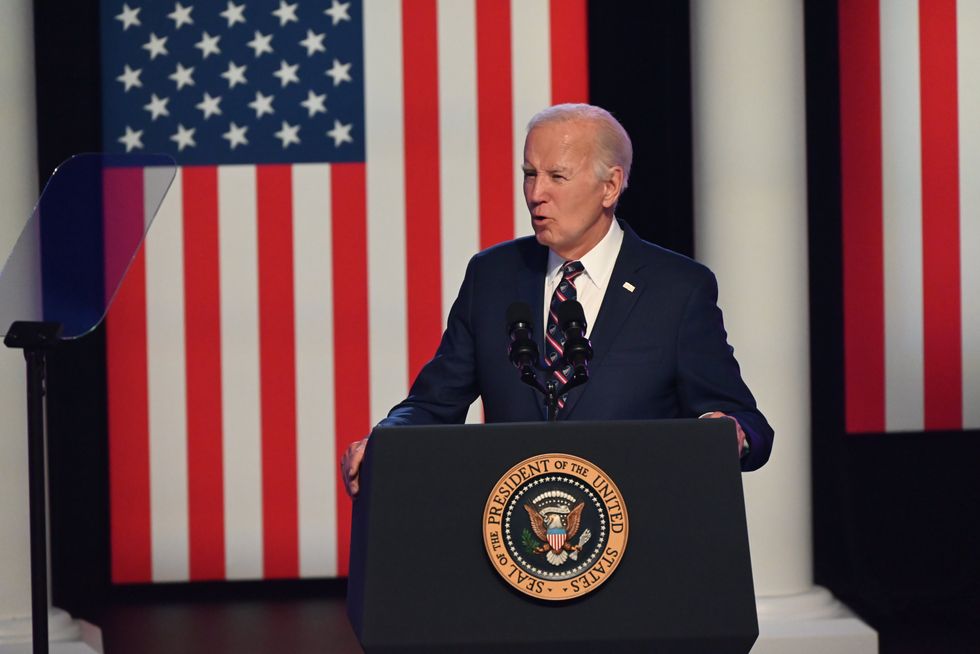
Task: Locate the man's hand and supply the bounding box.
[700,411,746,457]
[341,437,369,497]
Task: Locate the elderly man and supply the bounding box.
[343,103,773,495]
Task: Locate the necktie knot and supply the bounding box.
[562,260,584,280]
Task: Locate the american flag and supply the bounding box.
[840,0,980,434]
[100,0,587,583]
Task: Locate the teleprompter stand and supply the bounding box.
[348,419,758,653]
[0,153,176,654]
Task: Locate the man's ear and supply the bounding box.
[601,166,625,209]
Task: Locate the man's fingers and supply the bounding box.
[342,438,368,498]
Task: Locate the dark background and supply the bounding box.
[30,0,980,650]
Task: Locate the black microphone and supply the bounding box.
[556,300,593,371]
[506,302,539,369]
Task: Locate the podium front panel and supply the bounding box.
[348,419,757,654]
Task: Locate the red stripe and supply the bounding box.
[839,0,885,433]
[549,0,589,103]
[402,0,444,384]
[918,0,963,429]
[331,163,370,576]
[256,165,299,578]
[181,166,226,580]
[104,167,151,582]
[476,0,514,249]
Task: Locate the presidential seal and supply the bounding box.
[482,453,628,601]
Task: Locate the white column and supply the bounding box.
[690,1,875,651]
[0,3,91,651]
[0,0,41,641]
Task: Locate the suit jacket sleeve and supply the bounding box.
[378,257,481,427]
[675,270,774,471]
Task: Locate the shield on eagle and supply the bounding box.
[547,528,567,552]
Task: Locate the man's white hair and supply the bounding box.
[526,103,633,190]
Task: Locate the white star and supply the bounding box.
[247,30,273,58]
[168,62,195,89]
[142,32,169,60]
[272,1,299,26]
[324,0,351,26]
[220,1,246,27]
[223,122,249,149]
[170,123,197,151]
[325,58,352,86]
[116,3,141,30]
[273,60,300,87]
[300,89,327,117]
[248,90,275,118]
[274,120,301,148]
[195,92,222,119]
[116,64,143,91]
[326,119,353,146]
[118,126,144,152]
[143,93,170,120]
[195,31,221,59]
[168,2,193,29]
[221,61,247,88]
[299,29,326,57]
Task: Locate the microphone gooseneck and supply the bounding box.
[504,299,592,421]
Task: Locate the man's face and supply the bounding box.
[523,120,615,260]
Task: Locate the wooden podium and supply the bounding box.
[347,419,757,653]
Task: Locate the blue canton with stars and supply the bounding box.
[101,0,365,165]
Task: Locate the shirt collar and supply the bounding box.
[545,218,624,291]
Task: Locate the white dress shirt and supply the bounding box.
[543,218,624,337]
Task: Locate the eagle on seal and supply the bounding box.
[524,502,586,566]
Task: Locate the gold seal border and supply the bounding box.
[482,452,629,601]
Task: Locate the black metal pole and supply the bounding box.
[5,321,62,654]
[546,379,558,421]
[24,348,49,654]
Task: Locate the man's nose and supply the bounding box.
[526,177,547,203]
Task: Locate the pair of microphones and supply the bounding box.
[506,301,593,418]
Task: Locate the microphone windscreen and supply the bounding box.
[506,301,533,329]
[556,300,586,330]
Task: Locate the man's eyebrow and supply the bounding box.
[524,164,570,171]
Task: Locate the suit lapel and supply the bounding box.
[561,223,649,419]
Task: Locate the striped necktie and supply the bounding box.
[545,260,585,409]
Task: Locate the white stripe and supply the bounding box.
[511,0,552,239]
[364,0,409,425]
[437,0,484,425]
[880,0,924,431]
[144,168,189,582]
[959,0,980,428]
[218,165,264,579]
[437,0,480,327]
[292,163,337,577]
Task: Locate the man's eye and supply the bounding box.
[523,171,536,178]
[551,174,565,181]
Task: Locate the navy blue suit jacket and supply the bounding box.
[382,222,773,471]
